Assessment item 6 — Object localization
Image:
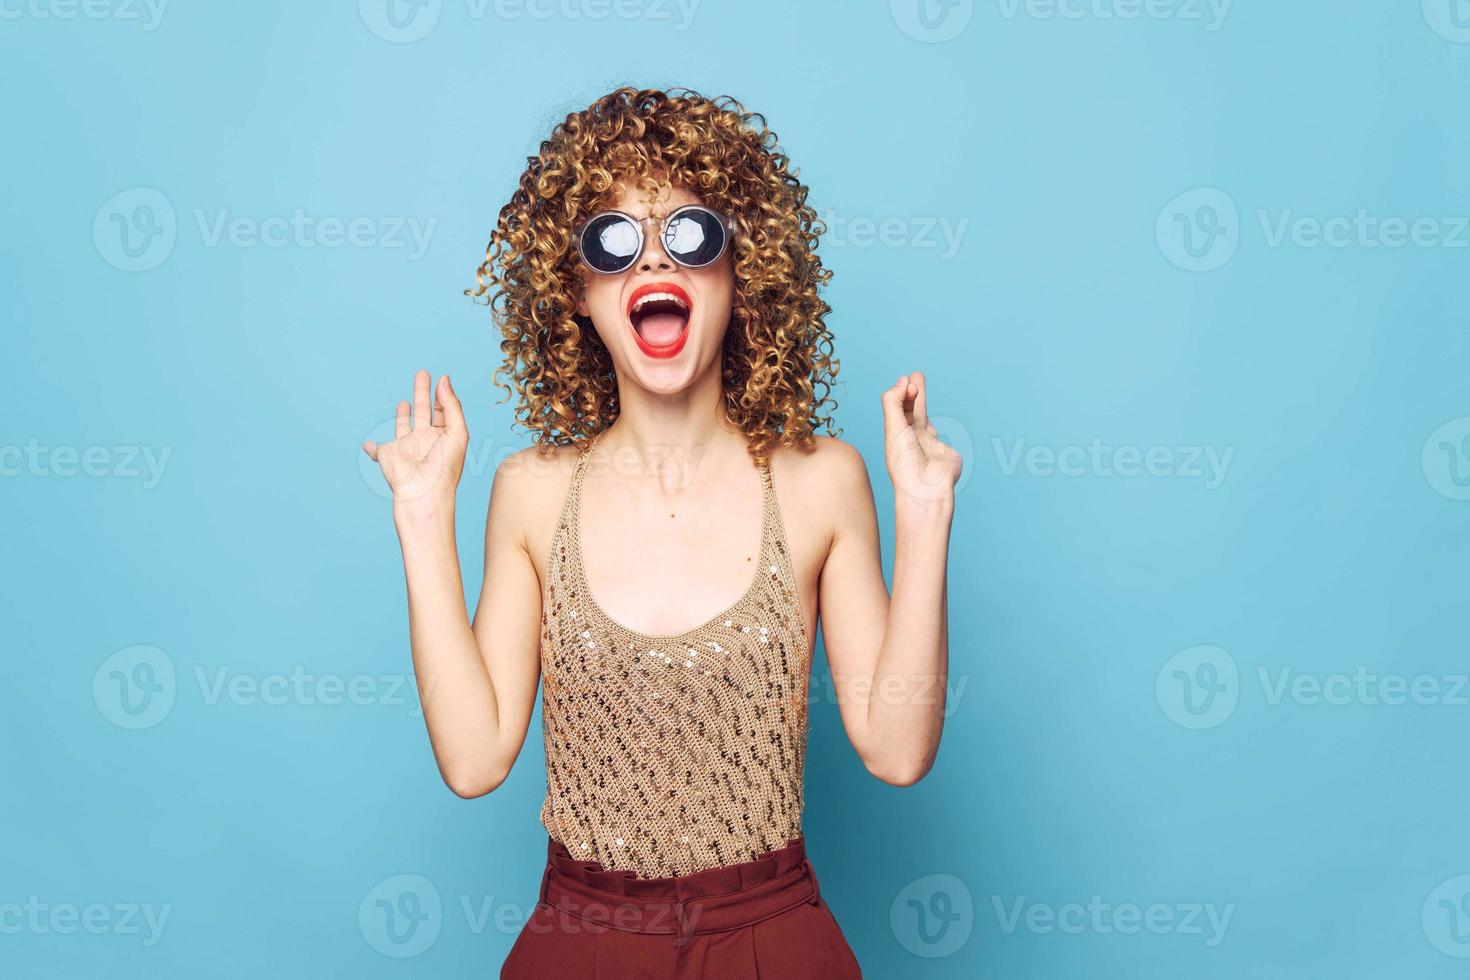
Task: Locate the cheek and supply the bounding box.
[578,277,619,321]
[696,271,735,326]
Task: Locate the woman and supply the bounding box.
[362,87,961,979]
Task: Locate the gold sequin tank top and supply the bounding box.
[538,430,812,879]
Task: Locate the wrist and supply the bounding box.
[393,493,457,534]
[894,492,954,528]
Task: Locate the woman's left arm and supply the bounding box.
[816,371,963,786]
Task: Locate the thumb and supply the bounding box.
[881,375,909,443]
[438,373,468,439]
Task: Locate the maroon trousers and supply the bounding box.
[500,835,863,979]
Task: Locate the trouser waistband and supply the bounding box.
[536,836,821,947]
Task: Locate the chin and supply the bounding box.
[626,336,709,389]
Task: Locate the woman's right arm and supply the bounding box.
[364,370,543,798]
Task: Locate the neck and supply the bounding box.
[599,359,747,481]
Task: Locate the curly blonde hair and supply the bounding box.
[467,86,839,461]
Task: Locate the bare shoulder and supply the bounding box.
[486,441,585,548]
[495,442,583,488]
[769,433,872,496]
[768,434,876,553]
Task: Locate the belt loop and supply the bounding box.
[673,899,692,947]
[804,859,821,906]
[538,861,552,908]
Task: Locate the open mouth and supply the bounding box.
[627,282,692,359]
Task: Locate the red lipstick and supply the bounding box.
[626,282,692,360]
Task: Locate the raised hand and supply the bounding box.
[881,371,963,508]
[362,370,469,506]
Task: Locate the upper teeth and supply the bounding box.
[632,292,689,315]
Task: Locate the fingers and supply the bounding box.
[437,373,468,439]
[910,371,928,427]
[412,369,431,431]
[380,370,464,456]
[882,371,934,437]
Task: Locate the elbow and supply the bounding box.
[442,763,508,799]
[863,754,933,788]
[872,767,928,788]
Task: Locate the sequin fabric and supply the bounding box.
[538,430,812,879]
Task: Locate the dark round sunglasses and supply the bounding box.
[575,205,736,275]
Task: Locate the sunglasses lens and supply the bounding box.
[581,213,641,273]
[663,209,727,267]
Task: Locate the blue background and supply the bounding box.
[4,1,1469,976]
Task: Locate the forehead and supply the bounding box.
[602,180,704,218]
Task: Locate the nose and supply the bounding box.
[637,227,675,273]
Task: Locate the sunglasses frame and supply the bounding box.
[574,204,737,275]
